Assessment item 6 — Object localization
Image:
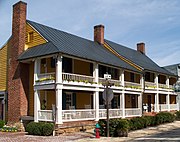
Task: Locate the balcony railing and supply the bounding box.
[145,81,156,89]
[158,83,168,89]
[36,72,55,85]
[38,110,54,122]
[62,109,95,122]
[125,108,141,117]
[125,81,141,89]
[62,73,94,84]
[99,78,122,87]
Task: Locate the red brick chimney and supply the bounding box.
[8,1,29,123]
[94,25,104,44]
[137,42,145,54]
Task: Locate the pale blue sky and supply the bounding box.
[0,0,180,66]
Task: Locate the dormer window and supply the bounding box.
[28,32,34,42]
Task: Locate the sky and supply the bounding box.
[0,0,180,67]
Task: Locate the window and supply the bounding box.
[113,95,120,108]
[51,57,56,68]
[66,93,73,109]
[130,73,135,82]
[28,32,34,42]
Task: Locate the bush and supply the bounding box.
[175,111,180,121]
[130,117,145,130]
[42,123,54,136]
[116,119,129,137]
[26,122,54,136]
[156,112,175,125]
[0,120,5,128]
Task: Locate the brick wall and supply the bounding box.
[7,1,29,123]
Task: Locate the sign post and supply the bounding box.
[102,73,113,137]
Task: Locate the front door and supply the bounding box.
[147,95,151,112]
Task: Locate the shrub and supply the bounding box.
[42,123,54,136]
[130,117,145,130]
[116,119,129,137]
[26,122,54,136]
[0,120,5,128]
[156,112,175,125]
[175,111,180,121]
[26,122,42,135]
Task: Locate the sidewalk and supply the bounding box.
[0,121,180,142]
[75,121,180,142]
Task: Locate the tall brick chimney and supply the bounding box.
[8,1,29,123]
[137,42,145,54]
[94,25,104,44]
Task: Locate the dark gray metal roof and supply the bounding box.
[105,39,175,76]
[163,64,180,76]
[19,20,139,72]
[19,42,59,60]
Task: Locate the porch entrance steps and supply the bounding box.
[55,120,96,135]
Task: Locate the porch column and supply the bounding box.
[93,62,99,121]
[166,94,170,112]
[34,58,41,122]
[56,55,63,124]
[120,70,125,87]
[155,93,159,112]
[95,91,99,121]
[138,94,142,115]
[34,58,41,84]
[155,73,159,89]
[166,76,170,88]
[120,92,125,118]
[34,90,40,122]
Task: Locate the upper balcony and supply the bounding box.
[34,57,143,91]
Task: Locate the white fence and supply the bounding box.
[125,108,141,117]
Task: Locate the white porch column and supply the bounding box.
[120,70,125,87]
[166,76,170,88]
[166,94,170,112]
[34,90,40,122]
[93,62,99,121]
[120,92,125,118]
[56,89,62,124]
[55,55,63,124]
[155,73,159,89]
[34,58,41,85]
[34,58,41,122]
[138,94,142,115]
[155,93,159,112]
[95,91,99,121]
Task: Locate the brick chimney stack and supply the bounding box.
[8,1,29,123]
[137,42,145,54]
[94,25,104,44]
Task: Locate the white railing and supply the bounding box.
[36,72,55,85]
[99,109,123,119]
[98,78,122,87]
[62,109,95,122]
[170,104,178,110]
[125,81,141,89]
[62,73,94,84]
[145,81,156,89]
[158,83,168,89]
[159,104,168,111]
[169,85,174,90]
[125,108,141,117]
[38,110,54,122]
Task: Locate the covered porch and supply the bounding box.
[143,93,178,113]
[34,90,142,124]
